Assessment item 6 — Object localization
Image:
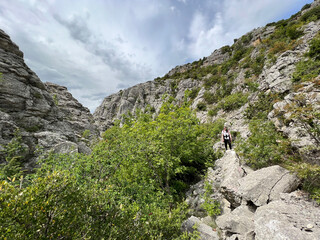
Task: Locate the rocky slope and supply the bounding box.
[0,29,97,168]
[94,1,320,164]
[183,150,320,240]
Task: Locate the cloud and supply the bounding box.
[0,0,313,112]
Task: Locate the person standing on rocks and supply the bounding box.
[221,125,232,150]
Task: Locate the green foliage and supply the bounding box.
[217,92,249,112]
[308,37,320,60]
[203,91,216,104]
[201,180,221,217]
[82,129,91,139]
[244,92,282,120]
[197,102,207,111]
[286,25,303,40]
[292,59,320,83]
[52,94,58,106]
[0,130,27,180]
[221,45,232,54]
[300,6,320,22]
[186,87,200,100]
[301,3,312,11]
[0,102,216,239]
[287,163,320,203]
[237,120,292,169]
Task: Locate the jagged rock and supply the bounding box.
[94,79,201,133]
[45,82,99,139]
[216,205,255,237]
[268,81,320,165]
[0,29,98,167]
[203,48,230,66]
[215,150,245,207]
[258,50,301,93]
[254,191,320,240]
[237,165,300,207]
[181,216,219,240]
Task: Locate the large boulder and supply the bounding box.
[255,191,320,240]
[215,150,246,207]
[237,165,300,207]
[216,205,255,237]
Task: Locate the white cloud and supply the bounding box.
[0,0,313,112]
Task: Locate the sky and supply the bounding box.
[0,0,314,112]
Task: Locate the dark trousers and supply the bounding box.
[224,139,232,150]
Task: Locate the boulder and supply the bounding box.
[181,216,219,240]
[254,191,320,240]
[216,150,245,207]
[216,205,254,236]
[238,165,300,206]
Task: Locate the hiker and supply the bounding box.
[221,125,232,150]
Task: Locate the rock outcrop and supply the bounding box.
[0,29,97,169]
[183,150,319,240]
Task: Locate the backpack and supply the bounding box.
[222,130,230,140]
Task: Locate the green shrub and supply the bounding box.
[236,120,292,169]
[197,102,207,111]
[52,94,59,106]
[208,108,218,117]
[244,92,281,120]
[0,130,27,180]
[308,37,320,60]
[288,163,320,203]
[189,87,200,100]
[218,92,249,112]
[82,129,91,139]
[301,3,312,11]
[201,180,221,217]
[300,6,320,22]
[221,45,232,54]
[286,25,303,40]
[292,59,320,83]
[203,91,216,104]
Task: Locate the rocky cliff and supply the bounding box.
[94,1,320,164]
[0,29,97,168]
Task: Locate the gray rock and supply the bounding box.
[254,191,320,240]
[182,216,219,240]
[238,165,300,206]
[53,141,79,154]
[216,150,245,207]
[216,205,254,236]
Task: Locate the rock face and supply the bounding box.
[44,82,99,139]
[0,29,97,168]
[184,150,319,240]
[94,79,202,133]
[93,3,320,164]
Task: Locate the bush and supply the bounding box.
[244,92,281,120]
[308,37,320,60]
[286,25,303,40]
[292,59,320,83]
[237,120,292,169]
[203,91,216,104]
[218,92,249,112]
[189,87,200,100]
[300,6,320,22]
[197,102,207,111]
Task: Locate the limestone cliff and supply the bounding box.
[0,29,97,168]
[94,1,320,164]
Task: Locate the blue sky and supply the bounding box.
[0,0,313,111]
